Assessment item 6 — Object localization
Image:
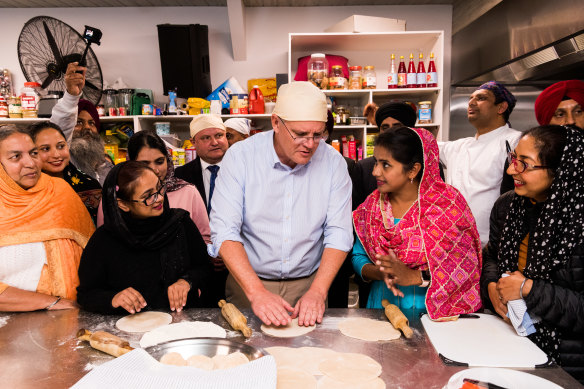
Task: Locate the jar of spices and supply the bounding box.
[20,82,41,118]
[328,65,347,90]
[8,96,22,118]
[418,101,432,124]
[0,96,8,118]
[362,66,377,89]
[348,66,362,90]
[307,53,329,89]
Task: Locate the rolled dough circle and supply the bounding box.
[160,352,187,366]
[140,321,226,348]
[212,352,249,370]
[116,311,172,333]
[338,318,401,341]
[277,367,317,389]
[261,318,316,338]
[317,376,386,389]
[187,355,214,370]
[319,353,382,384]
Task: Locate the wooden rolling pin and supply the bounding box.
[381,299,413,339]
[77,329,134,357]
[218,299,252,337]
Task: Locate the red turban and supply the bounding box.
[534,80,584,125]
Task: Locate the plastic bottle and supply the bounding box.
[0,96,8,118]
[406,53,417,88]
[103,129,119,162]
[20,82,40,118]
[397,56,407,88]
[427,53,438,88]
[387,54,398,89]
[249,85,265,114]
[417,53,427,88]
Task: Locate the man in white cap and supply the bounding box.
[175,114,229,305]
[224,118,251,147]
[209,82,352,327]
[174,114,228,213]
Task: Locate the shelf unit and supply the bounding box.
[288,31,446,151]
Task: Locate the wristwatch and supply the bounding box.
[419,270,431,288]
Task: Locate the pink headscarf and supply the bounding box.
[353,128,482,321]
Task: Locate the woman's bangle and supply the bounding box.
[45,296,62,310]
[519,278,528,299]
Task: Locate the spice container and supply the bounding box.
[307,54,329,89]
[418,101,432,124]
[8,96,22,118]
[0,96,8,118]
[329,65,347,90]
[348,66,362,90]
[362,66,377,89]
[20,82,41,118]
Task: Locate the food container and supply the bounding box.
[348,66,362,90]
[307,53,329,89]
[154,122,171,136]
[118,88,134,116]
[349,117,367,125]
[362,66,377,89]
[104,89,119,116]
[229,94,248,114]
[264,101,276,114]
[143,337,268,362]
[418,101,432,124]
[329,65,347,90]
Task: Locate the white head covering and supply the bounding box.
[272,82,327,122]
[189,114,226,138]
[224,118,251,136]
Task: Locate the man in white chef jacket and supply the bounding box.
[439,81,520,246]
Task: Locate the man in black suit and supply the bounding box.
[175,114,229,303]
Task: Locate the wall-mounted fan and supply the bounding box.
[17,16,104,105]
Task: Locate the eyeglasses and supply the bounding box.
[278,116,327,144]
[130,182,167,206]
[505,141,550,173]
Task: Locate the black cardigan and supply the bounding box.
[481,191,584,383]
[77,217,212,314]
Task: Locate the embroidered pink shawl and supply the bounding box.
[353,128,482,320]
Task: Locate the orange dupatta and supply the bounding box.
[0,165,95,299]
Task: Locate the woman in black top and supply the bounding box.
[77,161,211,314]
[481,125,584,382]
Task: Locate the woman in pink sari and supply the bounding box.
[352,127,482,320]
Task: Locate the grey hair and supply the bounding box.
[0,124,30,143]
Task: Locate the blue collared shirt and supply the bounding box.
[208,130,353,279]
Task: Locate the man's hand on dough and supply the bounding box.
[112,287,147,314]
[249,289,293,327]
[292,288,325,327]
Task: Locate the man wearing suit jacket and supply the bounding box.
[175,114,229,303]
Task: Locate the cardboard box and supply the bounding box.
[325,15,406,33]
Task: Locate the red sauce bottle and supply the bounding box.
[397,56,407,88]
[417,53,427,88]
[427,53,438,88]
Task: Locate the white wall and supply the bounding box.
[0,5,451,107]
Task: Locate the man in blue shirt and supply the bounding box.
[209,82,353,327]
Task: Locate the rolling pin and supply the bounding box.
[77,329,134,357]
[218,299,252,338]
[381,299,414,339]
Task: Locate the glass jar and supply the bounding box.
[328,65,347,90]
[307,53,329,89]
[0,96,8,118]
[418,101,432,124]
[20,82,40,118]
[335,105,350,125]
[103,89,119,116]
[118,88,134,116]
[348,66,362,90]
[362,66,377,89]
[8,96,22,118]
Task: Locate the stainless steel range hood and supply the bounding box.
[452,0,584,86]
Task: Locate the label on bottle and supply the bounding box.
[21,95,36,111]
[419,108,432,122]
[427,72,438,85]
[388,73,397,87]
[397,73,407,87]
[364,76,377,88]
[406,73,417,87]
[417,73,426,86]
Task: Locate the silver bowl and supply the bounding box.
[144,337,268,361]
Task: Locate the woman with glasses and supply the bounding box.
[481,125,584,383]
[352,127,482,320]
[96,131,211,245]
[77,161,211,314]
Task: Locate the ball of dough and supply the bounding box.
[187,354,214,370]
[160,352,187,366]
[212,352,250,370]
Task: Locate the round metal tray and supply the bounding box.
[144,337,268,362]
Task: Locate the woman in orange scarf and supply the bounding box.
[0,125,94,311]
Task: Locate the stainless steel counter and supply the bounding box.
[0,308,580,388]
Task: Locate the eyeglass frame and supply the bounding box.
[277,116,328,144]
[127,181,167,206]
[505,140,550,173]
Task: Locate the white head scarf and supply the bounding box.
[223,118,251,136]
[272,82,327,122]
[189,114,226,138]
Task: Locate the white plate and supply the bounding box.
[444,367,563,389]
